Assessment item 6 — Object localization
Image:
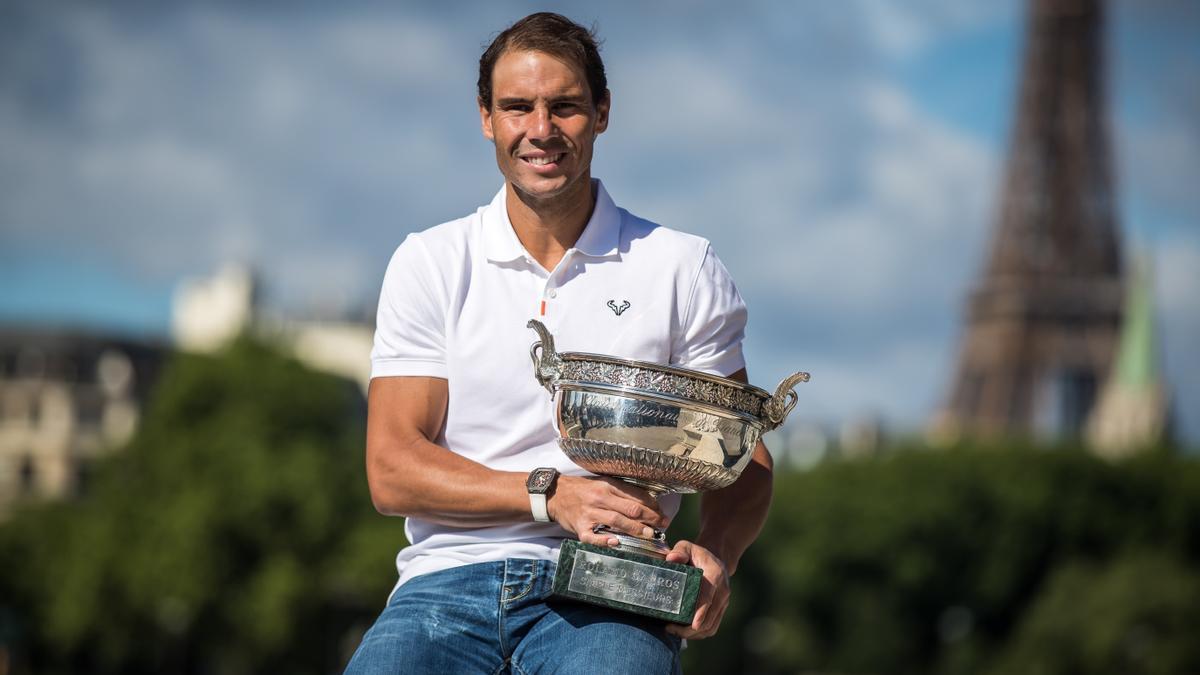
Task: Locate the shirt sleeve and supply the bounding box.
[671,242,747,377]
[370,234,449,379]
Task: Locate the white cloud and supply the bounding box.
[859,0,931,58]
[1156,236,1200,319]
[1121,119,1200,221]
[0,3,488,311]
[321,15,472,88]
[850,0,1016,60]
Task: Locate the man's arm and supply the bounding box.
[365,376,668,545]
[665,367,774,640]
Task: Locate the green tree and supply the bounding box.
[680,445,1200,675]
[0,339,404,674]
[991,552,1200,675]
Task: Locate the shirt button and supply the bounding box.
[548,289,558,299]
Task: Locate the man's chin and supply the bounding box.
[510,176,576,202]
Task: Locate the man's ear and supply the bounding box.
[594,89,611,136]
[479,97,495,141]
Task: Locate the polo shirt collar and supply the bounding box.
[574,180,621,258]
[483,179,621,264]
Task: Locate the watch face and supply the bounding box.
[527,468,557,493]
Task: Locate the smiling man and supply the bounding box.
[345,12,773,674]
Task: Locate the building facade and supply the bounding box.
[0,330,166,512]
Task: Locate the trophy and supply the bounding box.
[527,320,809,624]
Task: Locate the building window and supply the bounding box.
[76,392,105,428]
[19,455,36,495]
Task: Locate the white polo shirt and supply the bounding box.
[371,179,747,588]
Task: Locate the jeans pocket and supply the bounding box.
[502,575,537,604]
[502,559,553,606]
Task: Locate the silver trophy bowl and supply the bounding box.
[528,320,809,496]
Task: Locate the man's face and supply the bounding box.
[480,49,609,203]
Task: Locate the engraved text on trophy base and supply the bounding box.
[566,550,686,614]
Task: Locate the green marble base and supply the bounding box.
[552,539,703,625]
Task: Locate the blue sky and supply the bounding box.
[1,1,1197,441]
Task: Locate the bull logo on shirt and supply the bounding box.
[607,300,631,316]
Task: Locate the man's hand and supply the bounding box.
[547,476,669,547]
[664,540,730,640]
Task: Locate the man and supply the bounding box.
[345,12,773,674]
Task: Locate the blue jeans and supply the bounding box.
[344,559,682,674]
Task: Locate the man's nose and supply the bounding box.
[528,105,554,139]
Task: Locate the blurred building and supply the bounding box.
[172,263,259,353]
[0,329,165,512]
[173,264,374,392]
[934,0,1126,442]
[1086,256,1173,456]
[774,421,832,470]
[838,415,885,460]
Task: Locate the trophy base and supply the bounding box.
[552,539,703,625]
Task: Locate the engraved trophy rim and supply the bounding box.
[556,381,763,426]
[555,351,774,400]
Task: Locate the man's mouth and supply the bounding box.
[521,153,564,166]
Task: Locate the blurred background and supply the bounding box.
[0,0,1197,673]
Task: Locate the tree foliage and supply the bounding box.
[0,339,404,674]
[680,445,1200,675]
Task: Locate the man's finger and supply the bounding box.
[664,540,693,565]
[605,498,668,529]
[690,583,716,634]
[597,497,668,530]
[695,561,729,634]
[604,479,667,514]
[698,588,729,635]
[603,512,660,540]
[667,602,708,638]
[577,523,620,547]
[694,601,712,634]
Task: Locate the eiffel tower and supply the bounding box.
[937,0,1124,439]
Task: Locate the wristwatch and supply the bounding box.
[526,467,559,523]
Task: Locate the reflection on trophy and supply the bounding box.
[527,320,809,624]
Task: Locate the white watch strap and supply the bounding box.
[530,493,550,522]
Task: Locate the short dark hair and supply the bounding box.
[477,12,608,110]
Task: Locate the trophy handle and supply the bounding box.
[762,371,810,431]
[527,319,563,393]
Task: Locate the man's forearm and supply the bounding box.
[369,431,670,544]
[695,441,773,575]
[368,432,533,526]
